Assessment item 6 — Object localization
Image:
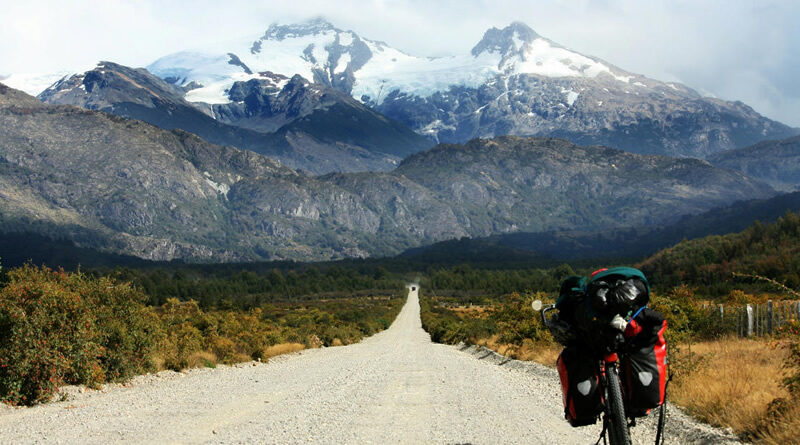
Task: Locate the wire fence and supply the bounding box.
[702,300,800,337]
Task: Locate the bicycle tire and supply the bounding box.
[605,364,631,445]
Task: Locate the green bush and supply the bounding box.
[0,264,403,405]
[0,266,157,405]
[493,292,550,344]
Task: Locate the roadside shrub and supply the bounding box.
[160,321,204,370]
[494,292,550,345]
[74,274,159,381]
[0,265,402,405]
[0,266,157,405]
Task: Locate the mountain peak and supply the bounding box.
[471,21,540,57]
[260,18,338,42]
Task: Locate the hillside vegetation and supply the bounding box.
[405,191,800,264]
[708,135,800,192]
[640,210,800,293]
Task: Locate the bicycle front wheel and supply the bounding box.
[605,364,631,445]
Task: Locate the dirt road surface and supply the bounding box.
[0,289,737,444]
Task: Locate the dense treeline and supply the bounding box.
[640,211,800,294]
[421,263,583,301]
[111,265,404,308]
[72,260,589,309]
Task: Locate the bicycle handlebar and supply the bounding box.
[541,304,557,327]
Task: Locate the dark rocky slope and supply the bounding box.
[0,84,777,261]
[708,135,800,192]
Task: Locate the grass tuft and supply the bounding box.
[476,336,560,366]
[261,343,306,361]
[186,352,218,369]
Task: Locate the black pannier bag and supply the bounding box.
[586,267,650,319]
[622,308,668,416]
[557,346,603,426]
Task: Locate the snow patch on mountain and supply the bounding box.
[149,52,270,104]
[241,28,337,81]
[560,87,579,106]
[2,71,73,96]
[338,31,354,47]
[506,38,629,82]
[351,42,502,104]
[335,53,351,74]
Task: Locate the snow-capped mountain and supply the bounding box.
[39,61,431,174]
[150,20,631,106]
[148,19,796,158]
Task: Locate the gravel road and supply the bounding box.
[0,289,738,444]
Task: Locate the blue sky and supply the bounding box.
[1,0,798,126]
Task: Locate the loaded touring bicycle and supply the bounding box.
[533,267,669,445]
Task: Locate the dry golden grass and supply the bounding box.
[670,337,793,441]
[755,401,800,444]
[477,335,561,367]
[151,355,166,371]
[186,351,218,368]
[261,343,306,361]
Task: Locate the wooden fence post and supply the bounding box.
[737,307,742,337]
[746,304,754,337]
[767,300,774,335]
[756,304,761,337]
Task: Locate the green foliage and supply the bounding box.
[152,296,402,369]
[0,263,403,406]
[641,211,800,296]
[419,291,553,347]
[493,292,551,344]
[114,263,404,308]
[419,297,496,344]
[0,266,157,405]
[422,264,566,298]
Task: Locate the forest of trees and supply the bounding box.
[639,211,800,295]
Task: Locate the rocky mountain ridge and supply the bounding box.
[39,62,431,174]
[404,191,800,264]
[0,84,777,261]
[708,135,800,192]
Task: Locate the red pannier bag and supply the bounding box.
[622,308,668,417]
[557,346,603,426]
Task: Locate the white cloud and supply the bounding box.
[1,0,798,126]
